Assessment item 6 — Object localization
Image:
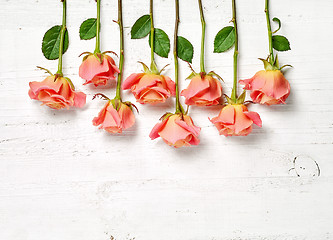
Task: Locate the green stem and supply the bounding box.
[94,0,101,54]
[150,0,155,67]
[115,0,124,100]
[230,0,238,102]
[174,0,183,114]
[198,0,206,73]
[57,0,66,76]
[265,0,274,64]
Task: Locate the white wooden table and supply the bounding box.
[1,0,333,239]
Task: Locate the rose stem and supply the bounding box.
[198,0,206,73]
[94,0,101,54]
[149,0,156,69]
[115,0,124,101]
[57,0,66,76]
[230,0,239,102]
[174,0,184,114]
[265,0,274,64]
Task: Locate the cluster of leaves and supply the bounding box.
[41,18,97,60]
[270,17,290,51]
[213,17,290,53]
[131,15,194,63]
[42,15,290,62]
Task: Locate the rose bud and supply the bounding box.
[209,104,262,136]
[79,53,120,87]
[181,72,222,106]
[92,100,135,134]
[149,113,201,148]
[240,57,291,105]
[122,62,175,104]
[28,75,86,109]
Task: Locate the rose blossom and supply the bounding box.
[210,104,262,136]
[149,113,201,148]
[181,73,222,106]
[79,54,120,86]
[239,70,290,105]
[28,75,86,109]
[122,73,176,104]
[92,100,135,134]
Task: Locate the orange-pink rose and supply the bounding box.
[210,104,262,136]
[149,114,201,148]
[79,54,120,86]
[92,100,135,134]
[122,73,176,104]
[181,74,222,106]
[28,75,86,109]
[239,70,290,105]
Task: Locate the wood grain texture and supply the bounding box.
[1,0,333,239]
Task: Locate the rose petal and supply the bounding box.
[271,71,290,99]
[138,88,167,104]
[132,74,162,94]
[233,105,254,134]
[249,71,267,90]
[177,115,201,136]
[29,76,62,95]
[149,122,165,140]
[164,76,176,95]
[218,105,235,124]
[239,77,253,90]
[122,73,145,90]
[244,111,262,127]
[79,55,110,82]
[73,91,86,108]
[100,104,121,129]
[105,55,120,74]
[118,104,135,130]
[181,75,210,99]
[158,115,193,145]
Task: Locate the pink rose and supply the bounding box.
[149,114,201,148]
[181,73,222,106]
[92,100,135,134]
[28,75,86,109]
[79,54,120,86]
[210,104,262,136]
[122,73,176,104]
[239,70,290,105]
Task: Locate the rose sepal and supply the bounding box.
[207,71,224,82]
[259,54,292,71]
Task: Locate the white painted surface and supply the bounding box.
[1,0,333,239]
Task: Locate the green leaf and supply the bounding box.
[79,18,97,40]
[149,28,170,58]
[177,36,194,63]
[42,25,69,60]
[214,26,235,53]
[272,17,281,34]
[131,15,151,39]
[272,35,291,51]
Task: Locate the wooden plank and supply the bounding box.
[1,0,333,239]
